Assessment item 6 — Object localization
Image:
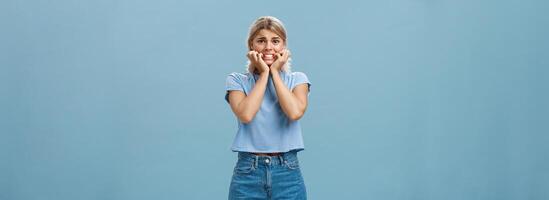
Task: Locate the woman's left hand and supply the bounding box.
[270,49,291,72]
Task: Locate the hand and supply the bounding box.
[270,49,291,72]
[247,51,270,75]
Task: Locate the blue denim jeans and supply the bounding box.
[228,150,307,200]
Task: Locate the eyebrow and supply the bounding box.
[256,36,281,40]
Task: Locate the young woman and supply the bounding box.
[225,16,311,199]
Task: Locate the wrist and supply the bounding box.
[270,68,280,74]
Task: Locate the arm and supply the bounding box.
[271,70,309,121]
[228,72,269,123]
[227,51,271,124]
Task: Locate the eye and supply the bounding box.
[273,40,280,44]
[256,39,265,43]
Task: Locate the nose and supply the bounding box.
[265,41,274,50]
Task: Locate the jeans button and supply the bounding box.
[265,158,270,164]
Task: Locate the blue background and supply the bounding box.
[2,0,548,199]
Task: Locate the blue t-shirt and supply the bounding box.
[225,71,311,153]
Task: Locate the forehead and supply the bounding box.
[254,29,281,39]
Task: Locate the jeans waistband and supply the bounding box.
[237,150,299,166]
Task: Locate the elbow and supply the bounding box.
[238,114,254,124]
[287,103,307,121]
[288,111,305,121]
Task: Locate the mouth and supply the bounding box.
[263,54,274,60]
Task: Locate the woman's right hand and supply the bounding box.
[247,51,270,75]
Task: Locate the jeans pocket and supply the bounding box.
[284,160,300,170]
[234,160,255,175]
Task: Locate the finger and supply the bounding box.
[251,51,258,61]
[252,51,258,56]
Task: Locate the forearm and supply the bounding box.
[235,73,269,122]
[271,71,305,120]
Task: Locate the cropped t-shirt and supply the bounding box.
[225,71,311,153]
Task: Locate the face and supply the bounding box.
[251,29,285,66]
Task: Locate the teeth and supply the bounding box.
[264,55,273,59]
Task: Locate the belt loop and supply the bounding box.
[254,155,259,168]
[279,154,284,166]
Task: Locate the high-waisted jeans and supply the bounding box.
[228,150,307,200]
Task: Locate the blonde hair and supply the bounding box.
[246,16,292,73]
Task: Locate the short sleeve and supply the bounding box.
[225,73,245,103]
[292,72,311,93]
